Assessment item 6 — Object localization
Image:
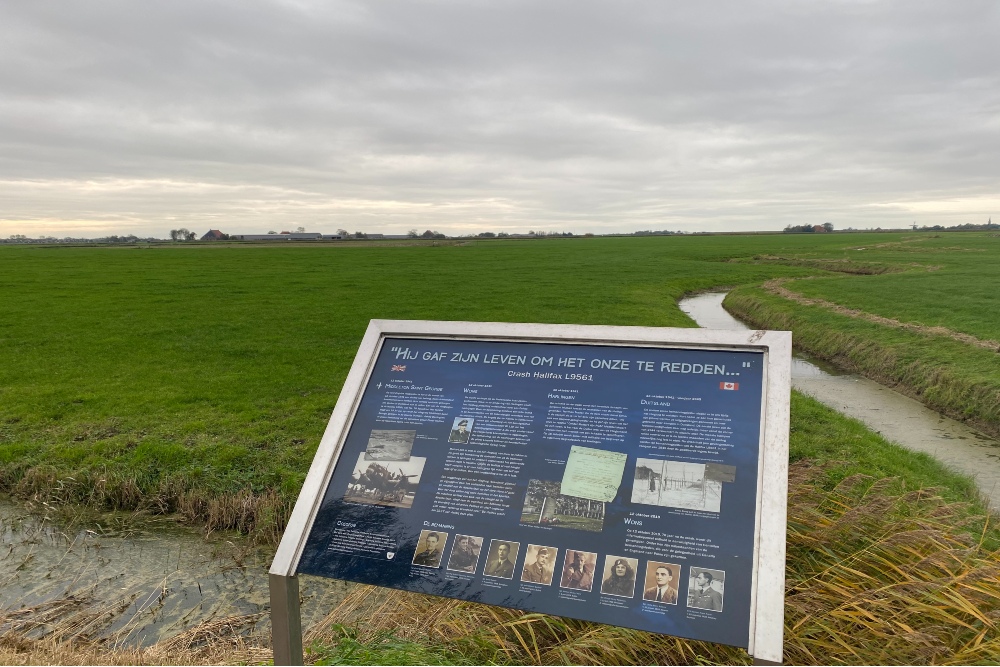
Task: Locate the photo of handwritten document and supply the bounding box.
[560,445,627,502]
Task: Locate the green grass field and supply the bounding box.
[4,233,1000,665]
[724,233,1000,435]
[0,236,812,517]
[1,232,998,529]
[760,234,1000,341]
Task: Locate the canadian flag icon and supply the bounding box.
[719,381,739,391]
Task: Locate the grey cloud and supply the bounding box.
[0,1,997,236]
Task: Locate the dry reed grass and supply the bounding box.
[306,460,1000,665]
[0,559,272,666]
[5,460,1000,665]
[11,467,291,543]
[783,462,1000,665]
[0,601,270,666]
[311,584,747,665]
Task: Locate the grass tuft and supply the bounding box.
[783,461,1000,665]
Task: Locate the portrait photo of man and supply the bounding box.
[687,567,725,612]
[448,417,474,444]
[559,549,597,591]
[483,539,519,579]
[642,561,680,604]
[446,534,483,573]
[520,545,557,585]
[412,530,448,568]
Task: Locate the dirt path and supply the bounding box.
[762,278,1000,351]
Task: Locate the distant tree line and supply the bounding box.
[335,228,370,239]
[100,235,144,243]
[784,223,834,233]
[916,220,998,232]
[408,229,447,239]
[5,233,156,244]
[466,230,576,239]
[169,228,197,241]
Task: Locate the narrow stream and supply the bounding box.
[679,292,1000,511]
[0,499,348,646]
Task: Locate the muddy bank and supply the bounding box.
[0,499,349,647]
[680,292,1000,510]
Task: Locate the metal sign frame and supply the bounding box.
[270,319,790,665]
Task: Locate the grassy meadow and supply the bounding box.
[725,233,1000,435]
[3,232,1000,665]
[2,235,827,528]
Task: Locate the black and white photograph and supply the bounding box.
[559,550,598,592]
[632,459,722,513]
[364,429,416,461]
[446,534,483,573]
[520,544,557,585]
[447,417,474,444]
[482,539,519,579]
[600,555,639,598]
[520,479,605,533]
[412,529,448,568]
[686,567,726,612]
[344,452,424,509]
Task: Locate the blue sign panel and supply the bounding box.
[297,337,765,648]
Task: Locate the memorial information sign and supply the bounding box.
[297,337,768,648]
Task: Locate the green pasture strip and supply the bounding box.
[0,237,822,525]
[310,627,482,666]
[748,232,1000,342]
[726,285,1000,436]
[1,232,995,536]
[786,393,985,508]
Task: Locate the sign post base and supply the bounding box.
[269,573,303,666]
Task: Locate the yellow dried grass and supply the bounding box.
[5,460,1000,665]
[307,460,1000,665]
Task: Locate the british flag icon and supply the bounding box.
[719,381,739,391]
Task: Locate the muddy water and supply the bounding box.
[0,500,348,646]
[679,292,1000,510]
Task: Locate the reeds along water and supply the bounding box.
[0,608,271,665]
[6,461,1000,665]
[0,498,348,664]
[304,460,1000,666]
[9,467,293,543]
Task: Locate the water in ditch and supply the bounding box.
[679,291,1000,510]
[0,499,349,646]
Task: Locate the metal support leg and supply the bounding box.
[270,573,303,666]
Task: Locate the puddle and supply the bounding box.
[680,292,1000,510]
[0,500,349,646]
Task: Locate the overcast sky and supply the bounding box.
[1,1,997,238]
